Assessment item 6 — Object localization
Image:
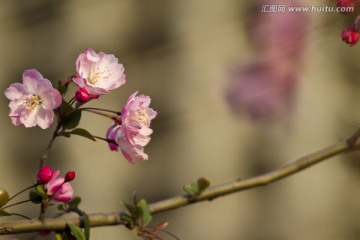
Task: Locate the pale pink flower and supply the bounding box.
[73,48,126,96]
[106,124,148,163]
[45,170,73,202]
[121,92,157,146]
[4,69,62,129]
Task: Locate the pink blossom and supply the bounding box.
[121,92,157,146]
[73,48,126,96]
[45,170,73,202]
[106,124,148,163]
[4,69,62,129]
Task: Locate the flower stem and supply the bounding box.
[8,185,37,203]
[1,199,32,210]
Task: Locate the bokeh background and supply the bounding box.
[1,0,360,239]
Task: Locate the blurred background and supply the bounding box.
[1,0,360,239]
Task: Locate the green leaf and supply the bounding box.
[59,101,74,117]
[67,224,86,240]
[0,209,11,217]
[70,128,96,141]
[183,182,199,196]
[63,110,82,130]
[83,213,91,240]
[183,177,211,197]
[137,199,152,226]
[68,196,81,208]
[29,189,43,204]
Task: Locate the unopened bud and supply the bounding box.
[37,166,53,184]
[342,27,360,46]
[65,171,75,182]
[0,188,9,207]
[75,88,90,103]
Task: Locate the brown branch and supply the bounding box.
[1,137,359,235]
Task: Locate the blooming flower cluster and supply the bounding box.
[4,48,157,163]
[37,166,74,202]
[106,92,157,163]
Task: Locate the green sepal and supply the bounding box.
[137,199,152,226]
[69,128,96,141]
[0,209,11,217]
[67,224,86,240]
[35,185,48,200]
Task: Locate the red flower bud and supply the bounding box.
[342,27,360,46]
[65,171,75,182]
[75,88,90,103]
[37,166,53,184]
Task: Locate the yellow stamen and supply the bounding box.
[24,95,42,110]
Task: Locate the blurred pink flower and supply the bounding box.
[73,48,126,96]
[4,69,62,129]
[226,63,296,120]
[45,170,73,202]
[106,124,148,163]
[226,0,308,121]
[121,92,157,146]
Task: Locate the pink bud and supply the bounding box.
[342,27,360,46]
[336,0,355,13]
[65,171,75,182]
[37,166,53,184]
[75,88,90,103]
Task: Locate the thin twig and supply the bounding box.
[0,136,358,234]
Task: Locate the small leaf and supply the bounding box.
[183,177,211,197]
[183,182,199,196]
[122,201,139,219]
[59,101,74,117]
[0,209,11,217]
[137,199,152,226]
[68,196,81,208]
[83,213,91,240]
[197,177,210,193]
[63,110,82,130]
[29,189,43,204]
[67,224,86,240]
[70,128,96,141]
